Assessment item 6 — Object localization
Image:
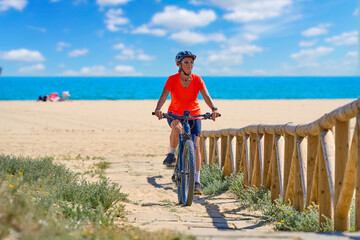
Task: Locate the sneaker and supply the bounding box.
[194,182,202,195]
[163,153,176,167]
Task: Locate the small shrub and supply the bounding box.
[200,164,232,195]
[94,161,111,170]
[228,173,334,232]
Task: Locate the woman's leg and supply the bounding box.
[170,120,182,148]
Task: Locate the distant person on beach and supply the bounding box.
[37,95,47,101]
[154,51,220,195]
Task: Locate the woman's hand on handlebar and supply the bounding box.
[154,109,163,120]
[211,110,220,121]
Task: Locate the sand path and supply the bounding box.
[0,99,356,239]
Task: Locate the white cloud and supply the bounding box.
[291,46,333,61]
[354,8,358,16]
[104,8,129,31]
[0,49,45,62]
[0,0,27,12]
[191,0,292,22]
[113,43,125,49]
[50,0,62,2]
[114,65,140,75]
[27,25,46,32]
[63,64,142,76]
[346,51,358,58]
[56,41,71,51]
[206,44,263,66]
[131,25,167,36]
[302,24,330,37]
[59,63,65,68]
[299,39,317,47]
[150,6,216,30]
[80,66,106,75]
[113,43,154,61]
[169,30,226,45]
[19,64,45,73]
[68,48,88,57]
[63,66,106,76]
[243,33,258,42]
[325,31,358,46]
[115,48,155,61]
[137,54,154,61]
[96,0,131,7]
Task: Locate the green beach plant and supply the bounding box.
[0,154,193,239]
[200,164,232,195]
[201,163,335,232]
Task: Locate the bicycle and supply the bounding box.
[152,110,218,206]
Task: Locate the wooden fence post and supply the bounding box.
[271,134,284,202]
[294,136,307,212]
[250,133,257,186]
[334,120,350,231]
[335,122,356,231]
[209,136,214,165]
[200,136,208,165]
[221,134,227,168]
[264,133,274,189]
[258,134,265,185]
[284,133,295,199]
[307,134,319,207]
[244,135,251,187]
[251,134,261,188]
[223,135,234,177]
[210,137,219,166]
[235,136,244,174]
[319,129,335,225]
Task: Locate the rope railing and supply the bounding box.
[200,98,360,232]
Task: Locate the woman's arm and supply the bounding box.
[200,88,219,121]
[154,88,170,119]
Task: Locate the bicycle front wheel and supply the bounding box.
[181,139,196,206]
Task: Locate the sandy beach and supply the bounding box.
[0,99,356,237]
[0,99,354,158]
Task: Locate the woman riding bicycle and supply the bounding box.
[154,51,220,195]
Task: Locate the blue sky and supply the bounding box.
[0,0,358,76]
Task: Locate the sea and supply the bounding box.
[0,76,359,100]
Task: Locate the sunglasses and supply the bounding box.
[181,60,194,65]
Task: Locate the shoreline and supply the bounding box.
[0,98,356,101]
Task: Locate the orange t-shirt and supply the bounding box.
[164,73,205,117]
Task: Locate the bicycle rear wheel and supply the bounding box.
[181,139,196,206]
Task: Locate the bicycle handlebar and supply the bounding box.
[152,111,221,120]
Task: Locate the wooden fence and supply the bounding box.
[200,98,360,231]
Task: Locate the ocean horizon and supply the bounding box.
[0,76,359,100]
